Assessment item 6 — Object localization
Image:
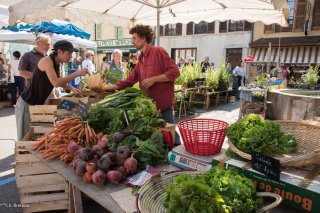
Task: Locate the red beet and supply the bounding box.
[98,136,109,149]
[96,132,104,141]
[105,152,114,161]
[124,157,138,174]
[117,166,127,178]
[92,170,107,186]
[67,141,78,154]
[83,172,92,183]
[116,146,130,165]
[107,170,122,184]
[113,132,125,143]
[73,159,86,171]
[90,155,99,164]
[96,148,108,157]
[86,162,96,174]
[79,147,91,161]
[97,155,112,172]
[75,163,86,176]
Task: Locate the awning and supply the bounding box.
[251,46,320,66]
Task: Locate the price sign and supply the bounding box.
[252,151,280,181]
[77,100,89,118]
[58,100,75,111]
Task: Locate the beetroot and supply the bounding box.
[86,162,96,174]
[79,147,91,161]
[67,141,78,154]
[113,132,125,143]
[116,146,130,165]
[73,149,81,160]
[105,152,114,161]
[124,157,138,174]
[117,166,127,178]
[83,172,92,183]
[98,136,109,149]
[90,155,99,164]
[97,155,112,172]
[96,132,104,141]
[96,148,108,157]
[75,162,86,176]
[106,170,122,184]
[90,145,99,155]
[92,170,107,186]
[73,159,86,171]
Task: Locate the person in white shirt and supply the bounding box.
[8,51,25,105]
[82,50,95,74]
[232,60,246,99]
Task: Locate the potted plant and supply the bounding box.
[176,64,202,88]
[217,60,231,91]
[301,64,319,90]
[205,67,219,91]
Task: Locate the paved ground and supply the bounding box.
[0,103,303,213]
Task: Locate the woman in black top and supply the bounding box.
[15,40,88,140]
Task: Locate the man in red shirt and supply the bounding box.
[99,25,180,123]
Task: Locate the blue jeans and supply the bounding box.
[161,108,181,145]
[10,76,25,105]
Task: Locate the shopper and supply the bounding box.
[201,56,210,73]
[19,34,51,88]
[127,55,137,71]
[8,51,24,105]
[233,60,246,99]
[0,58,6,79]
[106,49,124,84]
[177,57,185,68]
[82,50,95,74]
[100,56,108,73]
[15,40,88,140]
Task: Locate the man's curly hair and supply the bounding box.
[129,25,154,44]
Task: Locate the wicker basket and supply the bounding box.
[228,120,320,167]
[136,170,282,213]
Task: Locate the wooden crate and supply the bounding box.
[15,127,69,213]
[29,105,57,123]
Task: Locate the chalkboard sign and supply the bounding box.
[252,151,280,181]
[58,100,75,111]
[77,100,89,118]
[121,110,130,128]
[78,81,86,91]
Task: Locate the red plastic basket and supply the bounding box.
[177,118,228,155]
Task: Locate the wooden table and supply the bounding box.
[25,144,178,213]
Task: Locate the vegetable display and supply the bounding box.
[165,167,260,213]
[226,114,297,155]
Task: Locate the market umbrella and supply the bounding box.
[8,0,290,45]
[3,19,91,39]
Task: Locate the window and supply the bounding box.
[228,21,244,32]
[165,24,176,36]
[114,26,123,39]
[278,0,295,32]
[219,21,227,33]
[312,0,320,30]
[172,48,197,63]
[294,0,307,31]
[176,23,182,35]
[194,21,208,34]
[186,22,194,35]
[95,24,102,40]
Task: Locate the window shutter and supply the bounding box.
[294,0,307,31]
[244,21,252,31]
[118,26,123,39]
[186,22,194,35]
[176,23,182,35]
[264,24,274,33]
[219,21,227,33]
[312,0,320,30]
[207,21,215,33]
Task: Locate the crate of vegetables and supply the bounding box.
[15,126,69,213]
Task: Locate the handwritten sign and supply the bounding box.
[78,81,86,91]
[77,100,89,118]
[58,100,75,111]
[252,151,280,181]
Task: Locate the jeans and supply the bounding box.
[10,76,25,105]
[15,97,30,141]
[161,108,181,145]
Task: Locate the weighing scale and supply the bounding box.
[168,145,227,171]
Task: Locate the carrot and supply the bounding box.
[85,127,89,147]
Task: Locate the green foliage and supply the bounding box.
[226,114,298,155]
[217,60,231,91]
[165,167,260,213]
[176,63,203,85]
[87,105,120,132]
[302,64,320,86]
[205,67,219,90]
[107,66,124,84]
[256,73,267,88]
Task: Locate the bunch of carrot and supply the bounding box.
[32,117,98,162]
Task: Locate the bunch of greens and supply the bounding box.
[176,64,203,85]
[165,167,259,213]
[205,167,260,213]
[226,114,297,155]
[164,173,228,213]
[301,64,320,86]
[132,131,168,170]
[87,105,121,132]
[107,67,124,84]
